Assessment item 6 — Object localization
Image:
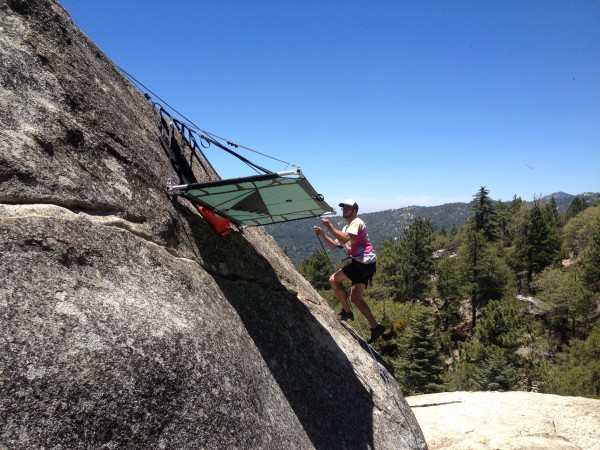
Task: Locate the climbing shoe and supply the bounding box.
[337,310,354,321]
[368,325,386,343]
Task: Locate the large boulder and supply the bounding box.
[0,0,426,448]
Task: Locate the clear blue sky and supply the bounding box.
[61,0,599,213]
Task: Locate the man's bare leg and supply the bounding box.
[329,270,351,312]
[349,283,378,328]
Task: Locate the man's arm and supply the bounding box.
[313,226,339,249]
[321,218,352,244]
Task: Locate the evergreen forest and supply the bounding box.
[298,188,600,398]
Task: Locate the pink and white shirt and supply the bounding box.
[342,218,377,264]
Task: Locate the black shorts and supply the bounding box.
[342,259,377,287]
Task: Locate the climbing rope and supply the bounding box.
[119,66,299,174]
[315,231,422,448]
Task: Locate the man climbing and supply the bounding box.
[313,199,386,343]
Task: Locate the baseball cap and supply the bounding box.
[338,198,358,211]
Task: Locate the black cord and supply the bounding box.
[119,66,298,170]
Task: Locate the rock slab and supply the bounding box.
[408,391,600,450]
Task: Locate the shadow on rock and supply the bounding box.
[182,206,377,449]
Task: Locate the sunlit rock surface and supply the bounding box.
[408,391,600,450]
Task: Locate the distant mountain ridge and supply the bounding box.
[266,191,597,265]
[266,202,472,265]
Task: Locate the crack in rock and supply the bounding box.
[0,202,289,292]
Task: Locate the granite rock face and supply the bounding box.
[408,391,600,450]
[0,0,426,448]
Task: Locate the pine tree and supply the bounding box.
[449,297,523,391]
[395,217,435,302]
[371,239,401,300]
[472,186,498,241]
[396,308,445,394]
[458,225,511,330]
[476,298,523,351]
[511,199,562,292]
[541,321,600,399]
[562,204,600,260]
[449,341,517,391]
[494,195,524,247]
[535,266,596,344]
[470,345,518,391]
[298,250,333,291]
[566,195,589,220]
[435,255,464,332]
[581,217,600,294]
[450,224,458,237]
[544,197,564,249]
